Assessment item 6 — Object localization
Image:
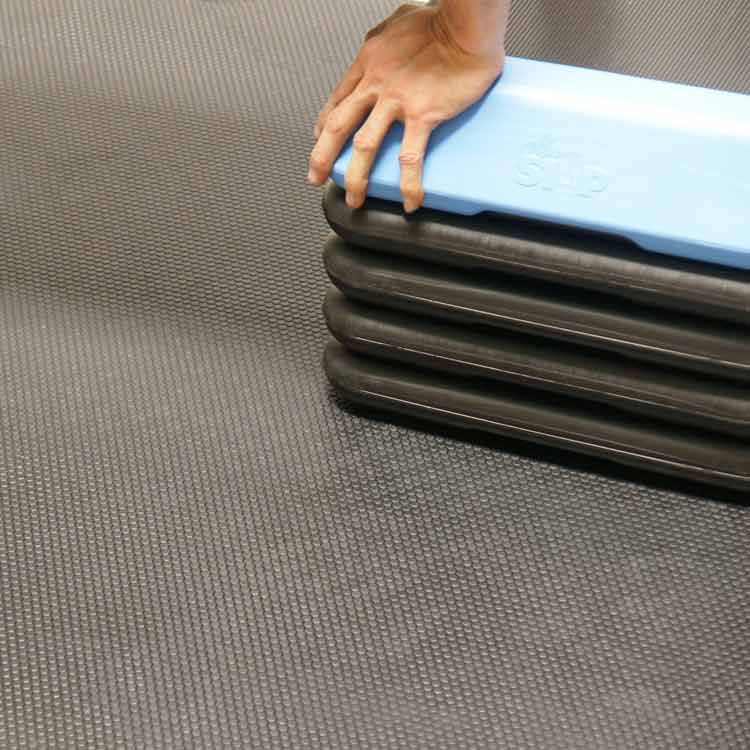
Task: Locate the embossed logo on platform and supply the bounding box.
[515,136,610,198]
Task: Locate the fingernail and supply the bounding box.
[307,169,319,185]
[404,200,417,214]
[346,192,359,208]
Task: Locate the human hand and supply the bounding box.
[308,2,508,213]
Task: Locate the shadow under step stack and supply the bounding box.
[321,58,750,492]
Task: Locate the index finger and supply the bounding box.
[308,93,375,186]
[314,66,363,139]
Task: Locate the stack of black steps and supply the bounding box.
[322,183,750,491]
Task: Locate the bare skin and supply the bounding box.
[308,1,511,213]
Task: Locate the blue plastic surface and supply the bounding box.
[332,57,750,270]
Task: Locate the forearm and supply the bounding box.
[438,0,511,56]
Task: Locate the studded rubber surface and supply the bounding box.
[1,1,749,749]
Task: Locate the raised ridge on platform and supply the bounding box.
[324,236,750,381]
[324,289,750,437]
[323,183,750,324]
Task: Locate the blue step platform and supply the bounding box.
[332,57,750,270]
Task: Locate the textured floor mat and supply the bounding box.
[1,1,749,749]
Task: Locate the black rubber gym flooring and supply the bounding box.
[1,1,749,747]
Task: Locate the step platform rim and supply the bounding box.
[324,288,750,437]
[324,341,750,493]
[324,183,750,326]
[324,235,750,382]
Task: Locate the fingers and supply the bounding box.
[311,99,438,213]
[399,117,436,213]
[344,98,400,209]
[308,92,376,186]
[314,66,363,140]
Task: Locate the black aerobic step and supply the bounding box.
[324,289,750,438]
[324,183,750,325]
[324,342,750,493]
[324,236,750,382]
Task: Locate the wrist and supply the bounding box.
[436,0,509,59]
